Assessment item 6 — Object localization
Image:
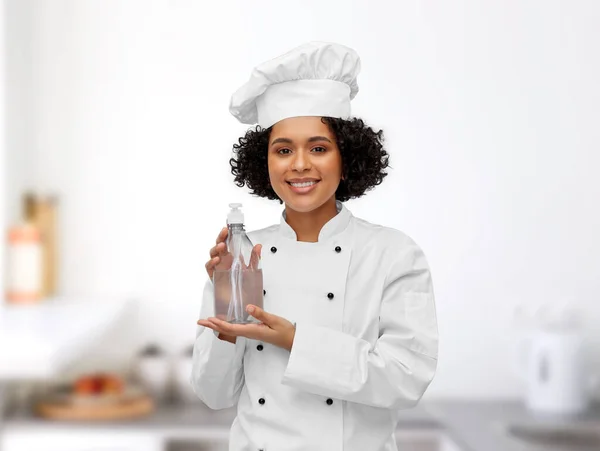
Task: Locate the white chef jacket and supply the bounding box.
[191,201,438,451]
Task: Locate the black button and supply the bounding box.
[326,398,333,405]
[257,344,264,351]
[263,289,266,295]
[270,246,277,253]
[327,292,334,300]
[258,397,265,405]
[335,246,341,253]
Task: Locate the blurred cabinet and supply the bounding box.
[395,430,464,451]
[165,440,229,451]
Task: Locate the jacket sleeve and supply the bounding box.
[190,278,246,410]
[281,238,438,410]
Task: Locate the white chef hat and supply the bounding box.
[229,41,361,129]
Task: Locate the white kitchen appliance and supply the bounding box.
[516,303,597,416]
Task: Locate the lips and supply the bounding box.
[286,180,320,194]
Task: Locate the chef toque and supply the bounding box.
[229,41,361,129]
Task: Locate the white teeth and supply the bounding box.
[290,181,317,188]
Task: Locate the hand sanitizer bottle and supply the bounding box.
[213,203,263,324]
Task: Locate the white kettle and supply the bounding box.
[515,303,598,416]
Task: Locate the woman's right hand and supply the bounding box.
[203,227,262,344]
[205,227,236,343]
[205,227,230,280]
[205,227,262,278]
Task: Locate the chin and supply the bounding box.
[274,181,339,213]
[285,202,318,213]
[280,196,333,214]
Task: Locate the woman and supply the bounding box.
[192,42,438,451]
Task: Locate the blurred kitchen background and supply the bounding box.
[0,1,599,450]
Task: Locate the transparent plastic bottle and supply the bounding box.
[213,203,263,324]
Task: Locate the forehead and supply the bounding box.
[270,116,333,141]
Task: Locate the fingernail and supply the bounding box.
[246,305,254,314]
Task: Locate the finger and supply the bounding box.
[198,318,235,337]
[197,319,217,330]
[246,305,277,326]
[249,244,262,269]
[215,227,228,244]
[205,256,220,277]
[205,318,241,337]
[208,318,268,340]
[207,317,233,331]
[209,242,226,258]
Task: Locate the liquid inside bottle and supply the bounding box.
[213,204,263,324]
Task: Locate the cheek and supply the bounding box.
[322,153,343,178]
[267,158,284,183]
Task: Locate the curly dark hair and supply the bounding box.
[229,117,390,203]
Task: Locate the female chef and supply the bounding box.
[192,42,438,451]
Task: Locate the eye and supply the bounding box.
[277,148,291,155]
[311,146,326,153]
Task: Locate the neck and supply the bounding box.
[285,198,339,242]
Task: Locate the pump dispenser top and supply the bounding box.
[227,203,244,225]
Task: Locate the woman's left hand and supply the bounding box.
[197,305,296,351]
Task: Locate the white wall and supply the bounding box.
[4,0,34,225]
[6,0,600,398]
[0,0,6,313]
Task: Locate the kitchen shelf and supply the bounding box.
[0,298,127,380]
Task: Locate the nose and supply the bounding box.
[291,149,311,172]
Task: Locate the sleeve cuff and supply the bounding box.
[195,327,244,373]
[281,322,357,395]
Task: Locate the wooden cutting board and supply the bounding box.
[35,392,155,421]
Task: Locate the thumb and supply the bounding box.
[248,244,262,269]
[246,305,275,326]
[254,243,262,262]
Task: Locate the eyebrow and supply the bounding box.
[270,136,332,146]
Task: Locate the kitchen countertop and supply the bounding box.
[4,400,600,450]
[427,400,600,451]
[3,401,439,431]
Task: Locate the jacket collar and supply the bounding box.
[279,200,352,242]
